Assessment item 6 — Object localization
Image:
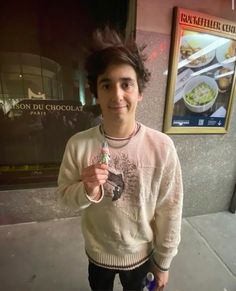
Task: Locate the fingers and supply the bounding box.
[156,279,167,291]
[82,163,108,175]
[82,164,108,183]
[153,269,168,291]
[156,279,166,290]
[82,164,109,196]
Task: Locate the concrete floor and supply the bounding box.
[0,212,235,291]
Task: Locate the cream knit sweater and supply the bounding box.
[56,123,183,271]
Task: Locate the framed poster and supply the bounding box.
[164,7,236,134]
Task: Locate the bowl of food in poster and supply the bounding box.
[214,66,234,93]
[216,40,236,64]
[180,34,216,68]
[183,76,219,113]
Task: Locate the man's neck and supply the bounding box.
[102,120,137,138]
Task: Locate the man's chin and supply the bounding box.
[104,115,126,124]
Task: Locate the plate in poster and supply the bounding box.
[216,40,236,64]
[180,35,216,68]
[214,66,234,93]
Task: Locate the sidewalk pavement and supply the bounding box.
[0,211,235,291]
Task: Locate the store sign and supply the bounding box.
[180,11,236,35]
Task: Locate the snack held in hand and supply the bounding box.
[100,141,110,165]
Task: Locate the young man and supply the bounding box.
[57,27,183,291]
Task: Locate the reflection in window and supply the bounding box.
[0,52,63,109]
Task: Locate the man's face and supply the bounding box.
[96,63,142,126]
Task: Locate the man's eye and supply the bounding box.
[122,82,133,90]
[102,84,110,90]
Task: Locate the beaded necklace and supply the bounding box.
[100,122,138,149]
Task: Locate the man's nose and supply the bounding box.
[112,84,124,101]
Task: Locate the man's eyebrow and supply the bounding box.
[98,78,110,85]
[98,77,134,84]
[120,77,134,82]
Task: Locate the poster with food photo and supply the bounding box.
[164,7,236,134]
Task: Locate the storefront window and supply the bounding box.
[0,0,135,188]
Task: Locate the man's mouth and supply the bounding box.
[108,104,127,110]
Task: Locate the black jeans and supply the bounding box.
[88,259,151,291]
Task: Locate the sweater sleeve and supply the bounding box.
[56,137,103,210]
[152,142,183,272]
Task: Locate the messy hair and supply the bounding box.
[84,27,151,98]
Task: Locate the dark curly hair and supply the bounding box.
[84,27,151,98]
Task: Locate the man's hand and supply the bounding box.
[81,164,108,199]
[154,270,169,291]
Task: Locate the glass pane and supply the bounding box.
[43,77,52,98]
[41,57,58,78]
[52,79,58,98]
[23,74,43,96]
[173,29,236,128]
[58,84,63,99]
[0,52,21,73]
[1,73,24,96]
[21,54,41,75]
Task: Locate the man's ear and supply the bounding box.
[138,94,143,102]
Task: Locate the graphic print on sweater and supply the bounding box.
[107,170,125,201]
[90,152,140,206]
